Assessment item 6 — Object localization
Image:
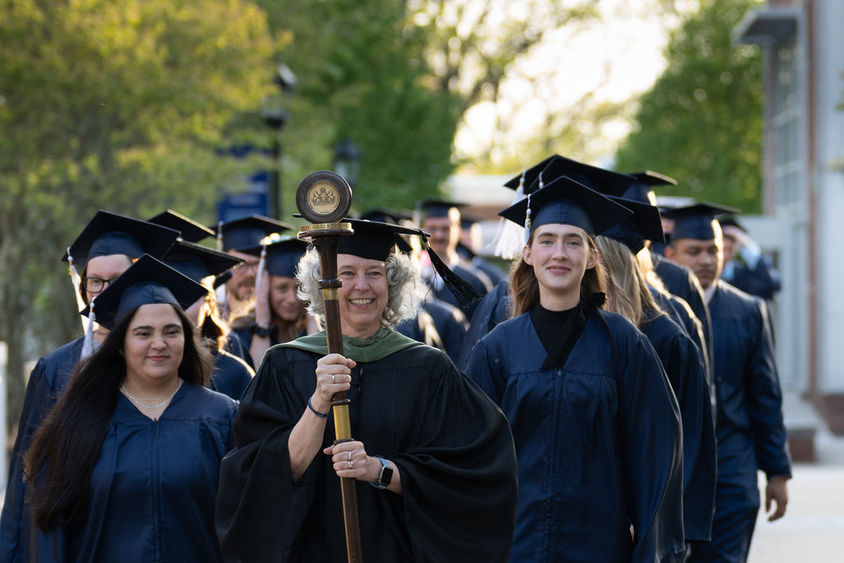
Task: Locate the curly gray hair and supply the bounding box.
[296,248,422,329]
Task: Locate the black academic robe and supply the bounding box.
[32,384,238,562]
[1,337,84,563]
[395,298,468,363]
[215,339,518,562]
[456,280,512,370]
[689,281,791,562]
[641,311,717,542]
[466,310,685,562]
[210,350,254,401]
[652,252,713,368]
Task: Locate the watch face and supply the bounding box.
[380,464,394,486]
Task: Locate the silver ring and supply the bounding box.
[349,460,355,468]
[347,451,352,462]
[331,374,336,383]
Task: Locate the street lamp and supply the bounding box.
[333,139,362,189]
[261,63,297,218]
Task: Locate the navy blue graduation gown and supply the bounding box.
[651,252,712,365]
[641,311,717,542]
[395,297,468,362]
[466,310,685,562]
[1,337,84,563]
[223,330,248,362]
[690,281,791,561]
[32,383,237,562]
[650,285,711,389]
[456,280,511,369]
[456,245,509,286]
[210,349,254,400]
[215,342,518,562]
[426,260,492,320]
[722,257,781,301]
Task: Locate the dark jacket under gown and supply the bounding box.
[466,308,685,562]
[215,334,518,562]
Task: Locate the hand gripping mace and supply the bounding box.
[295,171,362,563]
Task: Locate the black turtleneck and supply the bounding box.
[529,303,577,353]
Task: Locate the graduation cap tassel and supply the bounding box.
[423,240,481,309]
[523,193,532,246]
[255,243,267,294]
[216,221,224,252]
[493,172,529,260]
[81,300,96,360]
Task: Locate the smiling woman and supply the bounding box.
[24,256,238,562]
[216,219,519,562]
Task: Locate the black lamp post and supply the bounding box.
[332,138,362,189]
[261,63,297,218]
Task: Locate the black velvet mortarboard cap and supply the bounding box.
[498,176,633,237]
[149,209,215,243]
[214,215,294,252]
[622,171,677,205]
[601,196,665,254]
[239,237,308,278]
[63,210,180,270]
[83,255,208,330]
[525,155,636,196]
[337,219,482,307]
[662,203,741,241]
[163,240,243,282]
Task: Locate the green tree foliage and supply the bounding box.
[613,0,764,212]
[0,0,281,429]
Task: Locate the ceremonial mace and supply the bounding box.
[295,171,362,563]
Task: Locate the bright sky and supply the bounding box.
[454,0,698,169]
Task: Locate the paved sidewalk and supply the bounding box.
[748,431,844,562]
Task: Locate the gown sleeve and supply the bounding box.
[747,299,791,478]
[619,333,686,562]
[214,349,318,562]
[391,352,517,562]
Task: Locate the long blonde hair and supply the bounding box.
[510,230,606,318]
[595,236,662,327]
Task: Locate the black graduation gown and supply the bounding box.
[465,310,685,562]
[210,349,254,400]
[641,311,717,542]
[32,384,238,562]
[456,279,512,370]
[1,337,84,563]
[689,281,791,561]
[395,297,468,363]
[215,340,518,562]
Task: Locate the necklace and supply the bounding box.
[120,379,183,409]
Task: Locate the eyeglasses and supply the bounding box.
[82,276,118,294]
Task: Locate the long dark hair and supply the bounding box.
[24,304,213,531]
[510,230,606,318]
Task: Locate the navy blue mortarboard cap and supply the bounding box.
[149,209,215,243]
[601,196,665,254]
[214,215,294,252]
[417,199,464,220]
[525,155,636,197]
[239,237,308,278]
[662,203,741,241]
[83,255,208,330]
[498,176,633,237]
[63,210,180,270]
[163,240,242,283]
[503,155,558,191]
[623,171,677,204]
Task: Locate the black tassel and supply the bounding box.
[425,245,482,309]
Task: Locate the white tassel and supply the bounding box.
[255,244,267,291]
[493,172,528,259]
[80,300,96,360]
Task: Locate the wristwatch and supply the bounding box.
[370,457,393,490]
[251,322,277,339]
